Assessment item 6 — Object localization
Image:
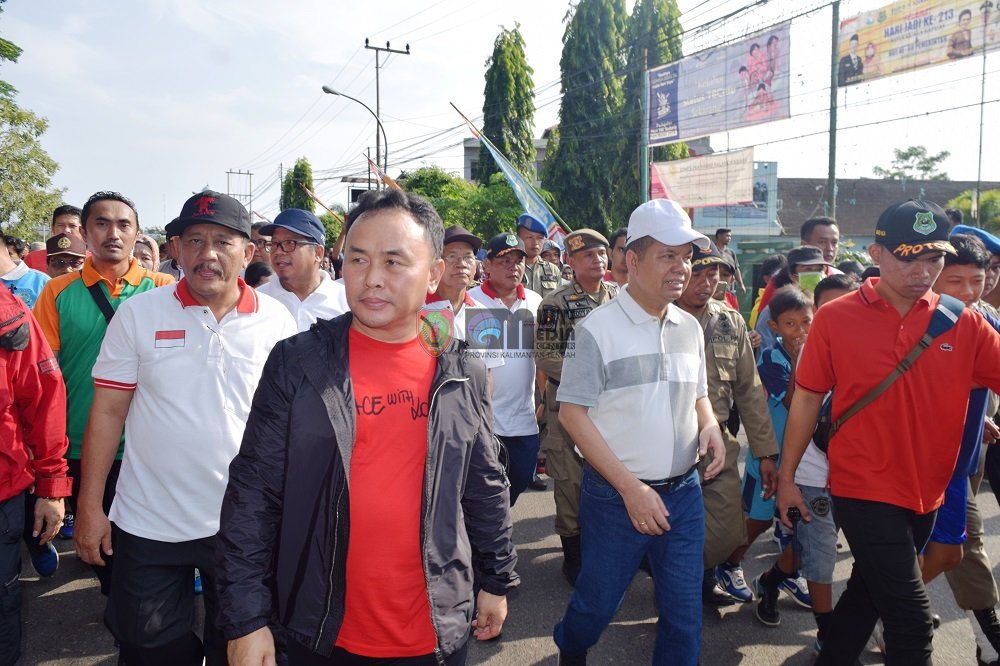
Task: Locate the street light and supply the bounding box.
[321,85,388,184]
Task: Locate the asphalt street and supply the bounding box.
[19,466,1000,665]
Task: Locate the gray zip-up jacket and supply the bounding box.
[217,313,518,660]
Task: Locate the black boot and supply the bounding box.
[975,608,1000,659]
[561,535,581,586]
[702,568,735,607]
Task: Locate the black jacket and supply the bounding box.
[217,313,518,659]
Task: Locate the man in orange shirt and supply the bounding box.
[778,200,1000,664]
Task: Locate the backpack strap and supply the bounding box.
[86,283,117,325]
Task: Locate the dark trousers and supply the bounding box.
[105,524,225,666]
[68,458,122,596]
[497,433,540,507]
[0,492,24,666]
[287,639,468,665]
[985,443,1000,508]
[817,497,936,666]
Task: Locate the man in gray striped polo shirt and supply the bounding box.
[552,199,726,666]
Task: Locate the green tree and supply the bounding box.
[318,203,345,248]
[398,166,477,228]
[616,0,686,224]
[946,189,1000,231]
[477,25,536,182]
[0,0,21,100]
[543,0,628,236]
[280,157,316,211]
[873,145,950,181]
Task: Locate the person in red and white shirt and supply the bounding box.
[469,232,543,505]
[75,191,295,666]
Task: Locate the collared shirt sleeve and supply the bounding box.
[556,325,605,407]
[795,308,834,395]
[971,310,1000,393]
[32,280,62,353]
[757,345,791,404]
[92,299,140,392]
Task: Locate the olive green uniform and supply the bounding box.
[522,258,562,299]
[535,279,618,537]
[694,300,779,568]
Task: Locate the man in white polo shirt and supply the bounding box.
[469,232,543,505]
[74,191,295,666]
[552,199,726,666]
[258,208,348,331]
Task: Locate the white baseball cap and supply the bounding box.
[626,199,710,250]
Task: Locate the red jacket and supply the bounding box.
[0,287,70,501]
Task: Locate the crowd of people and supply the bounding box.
[3,187,1000,666]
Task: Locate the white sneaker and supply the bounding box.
[871,619,886,654]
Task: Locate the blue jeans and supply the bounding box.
[554,466,704,665]
[497,433,540,507]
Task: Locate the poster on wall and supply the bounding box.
[647,21,791,146]
[838,0,999,86]
[649,148,754,208]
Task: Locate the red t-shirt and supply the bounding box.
[796,278,1000,513]
[336,328,438,657]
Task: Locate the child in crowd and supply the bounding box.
[716,286,814,614]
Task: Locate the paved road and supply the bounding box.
[20,475,1000,665]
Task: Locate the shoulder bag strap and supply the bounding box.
[831,294,964,434]
[86,283,116,325]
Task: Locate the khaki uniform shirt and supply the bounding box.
[535,280,618,383]
[697,300,778,459]
[522,258,562,299]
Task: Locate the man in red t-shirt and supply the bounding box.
[777,200,1000,664]
[220,189,518,665]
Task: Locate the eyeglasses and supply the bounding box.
[443,252,477,266]
[251,238,268,248]
[265,240,318,253]
[48,258,84,269]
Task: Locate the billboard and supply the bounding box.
[649,148,754,208]
[647,21,791,146]
[838,1,1000,86]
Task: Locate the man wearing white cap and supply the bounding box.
[552,199,726,666]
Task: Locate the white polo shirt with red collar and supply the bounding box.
[92,278,296,542]
[257,269,349,332]
[423,290,503,370]
[468,281,542,436]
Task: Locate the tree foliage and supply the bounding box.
[399,166,553,241]
[946,189,1000,231]
[873,145,950,181]
[615,0,686,224]
[0,0,21,100]
[478,25,536,182]
[280,157,316,212]
[542,0,628,236]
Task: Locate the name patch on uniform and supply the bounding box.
[154,329,186,348]
[38,357,58,374]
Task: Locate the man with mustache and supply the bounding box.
[75,191,295,665]
[257,208,348,332]
[33,191,173,584]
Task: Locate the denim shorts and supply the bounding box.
[792,484,837,584]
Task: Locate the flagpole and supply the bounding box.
[449,102,572,234]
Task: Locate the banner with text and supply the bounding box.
[650,148,754,208]
[838,1,1000,86]
[647,21,791,146]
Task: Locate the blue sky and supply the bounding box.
[3,0,997,230]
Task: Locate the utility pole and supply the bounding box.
[974,1,992,224]
[826,0,840,219]
[226,169,253,218]
[365,38,410,188]
[639,48,649,203]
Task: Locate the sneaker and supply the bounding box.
[58,513,74,540]
[194,569,203,595]
[871,619,885,654]
[30,542,59,577]
[702,570,736,607]
[751,573,780,626]
[779,574,813,609]
[557,651,587,665]
[715,562,754,603]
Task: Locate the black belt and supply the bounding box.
[548,378,560,387]
[638,464,698,493]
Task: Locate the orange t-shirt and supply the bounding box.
[335,328,438,657]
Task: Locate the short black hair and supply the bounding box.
[835,260,865,279]
[81,191,139,229]
[769,285,813,320]
[800,216,837,242]
[814,274,859,307]
[608,228,627,248]
[347,188,444,259]
[244,261,274,288]
[960,8,973,20]
[849,33,859,43]
[625,235,657,261]
[715,228,731,238]
[860,266,880,281]
[945,208,963,225]
[251,221,269,233]
[4,235,25,255]
[946,233,990,269]
[760,253,787,279]
[52,204,81,224]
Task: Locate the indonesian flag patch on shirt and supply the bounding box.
[154,329,185,348]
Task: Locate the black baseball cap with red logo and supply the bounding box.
[874,199,956,261]
[165,190,252,239]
